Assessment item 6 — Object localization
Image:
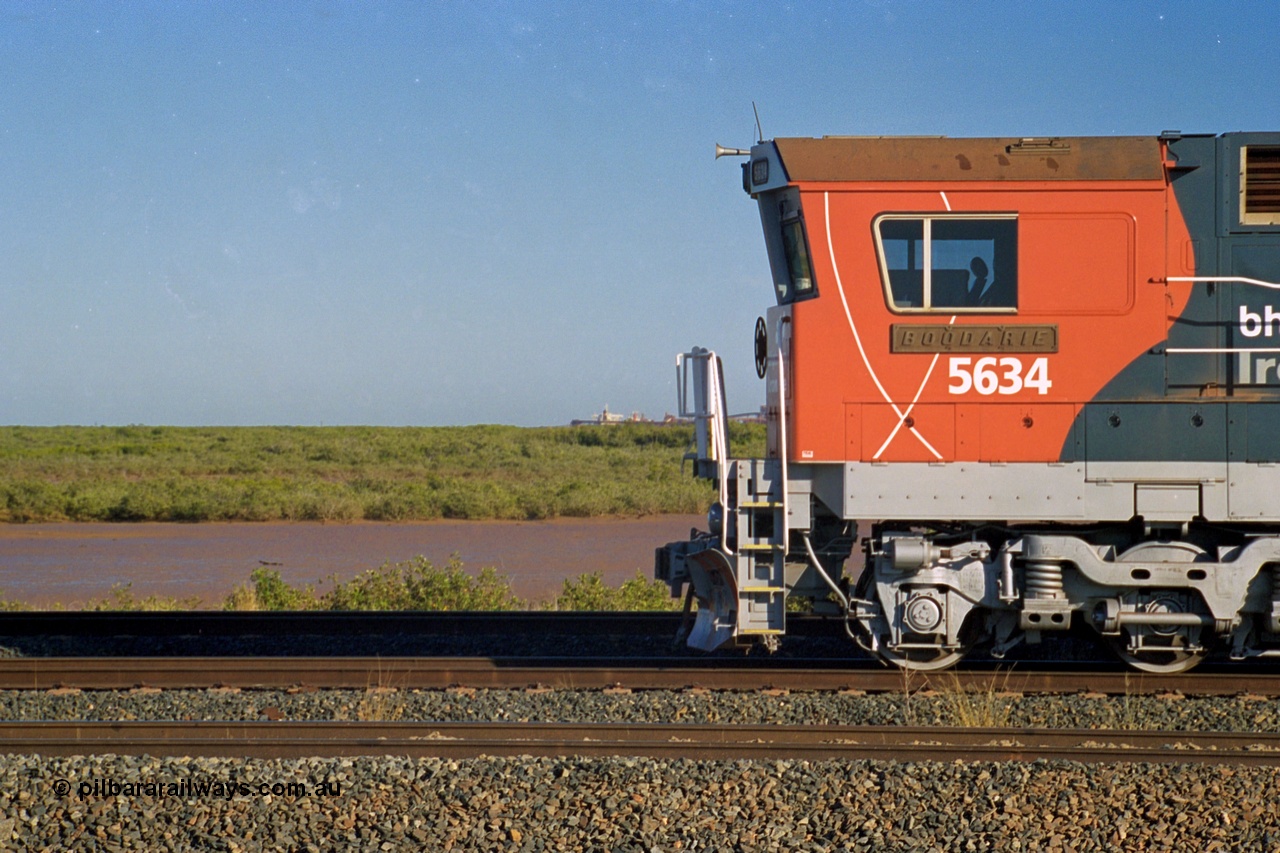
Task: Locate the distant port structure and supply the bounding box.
[570,405,648,426]
[570,405,764,426]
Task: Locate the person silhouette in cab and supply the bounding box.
[967,256,990,306]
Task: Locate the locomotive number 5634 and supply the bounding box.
[947,356,1052,395]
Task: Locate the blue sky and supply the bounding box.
[2,1,1278,426]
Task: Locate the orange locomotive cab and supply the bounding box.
[763,136,1177,466]
[657,131,1280,672]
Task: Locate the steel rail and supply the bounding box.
[3,657,1279,695]
[7,720,1280,765]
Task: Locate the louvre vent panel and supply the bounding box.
[1246,147,1280,214]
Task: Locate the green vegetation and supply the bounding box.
[0,423,765,523]
[0,592,31,612]
[0,583,203,612]
[225,557,525,612]
[0,559,684,612]
[323,557,522,611]
[223,560,679,612]
[549,570,682,612]
[937,671,1014,728]
[85,583,203,612]
[223,568,321,612]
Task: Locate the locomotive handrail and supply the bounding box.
[676,349,732,553]
[1162,276,1280,354]
[1165,347,1280,353]
[776,316,790,541]
[707,352,731,551]
[1165,275,1280,289]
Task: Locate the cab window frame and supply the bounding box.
[873,212,1018,314]
[777,210,819,305]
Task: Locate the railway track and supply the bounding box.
[7,719,1280,765]
[0,611,698,637]
[2,656,1278,695]
[8,657,1279,768]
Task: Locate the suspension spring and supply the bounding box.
[1024,560,1065,599]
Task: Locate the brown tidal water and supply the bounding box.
[0,516,705,608]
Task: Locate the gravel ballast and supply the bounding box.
[9,752,1280,851]
[2,687,1280,733]
[8,687,1280,849]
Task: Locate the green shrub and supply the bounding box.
[550,570,682,611]
[223,567,318,611]
[214,559,683,612]
[321,556,523,611]
[1,481,63,523]
[0,590,32,612]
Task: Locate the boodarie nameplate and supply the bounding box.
[891,324,1058,353]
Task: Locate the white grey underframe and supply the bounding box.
[799,461,1280,523]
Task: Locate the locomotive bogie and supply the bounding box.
[658,130,1280,670]
[849,526,1280,672]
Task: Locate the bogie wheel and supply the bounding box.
[1108,629,1207,673]
[1104,541,1211,674]
[878,646,968,672]
[854,570,971,672]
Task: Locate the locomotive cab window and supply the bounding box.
[875,214,1018,312]
[778,214,816,303]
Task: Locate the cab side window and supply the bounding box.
[876,215,1017,312]
[780,214,816,303]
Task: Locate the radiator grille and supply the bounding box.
[1243,146,1280,223]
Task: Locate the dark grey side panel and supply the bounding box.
[1082,403,1225,462]
[1239,403,1280,463]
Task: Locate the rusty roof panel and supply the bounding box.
[772,136,1164,182]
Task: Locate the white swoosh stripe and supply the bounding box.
[824,192,942,460]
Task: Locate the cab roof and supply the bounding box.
[771,135,1164,182]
